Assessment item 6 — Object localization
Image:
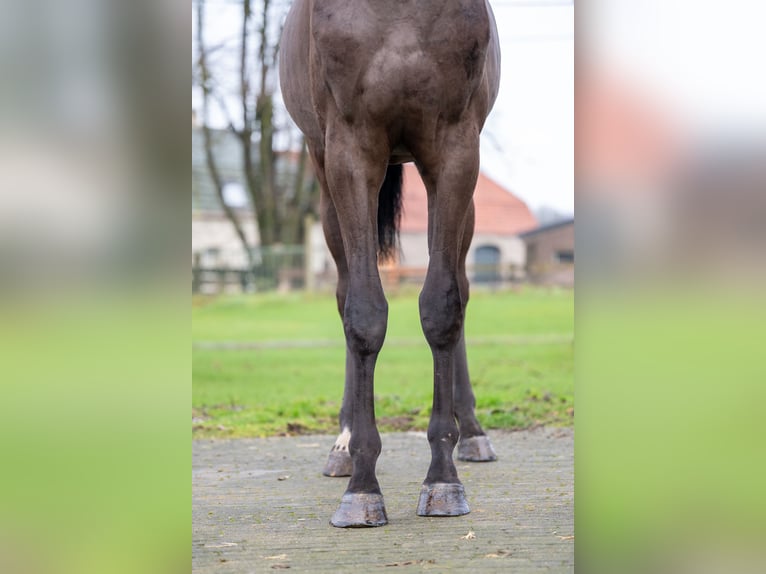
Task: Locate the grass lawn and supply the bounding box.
[192,286,573,437]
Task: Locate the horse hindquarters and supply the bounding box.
[280,0,502,526]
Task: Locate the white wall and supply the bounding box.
[192,215,258,268]
[399,232,526,275]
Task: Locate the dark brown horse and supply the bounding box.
[279,0,501,527]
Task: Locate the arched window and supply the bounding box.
[473,244,501,283]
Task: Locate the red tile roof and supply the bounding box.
[399,163,538,235]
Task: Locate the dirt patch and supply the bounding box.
[192,295,217,308]
[377,415,415,431]
[283,422,311,435]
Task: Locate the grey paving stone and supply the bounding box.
[193,428,573,573]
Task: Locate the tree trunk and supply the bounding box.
[256,92,277,245]
[196,0,320,263]
[281,140,311,245]
[196,0,254,270]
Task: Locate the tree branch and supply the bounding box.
[196,0,255,268]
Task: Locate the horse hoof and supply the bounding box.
[322,450,352,477]
[331,492,388,528]
[457,435,497,462]
[417,483,470,516]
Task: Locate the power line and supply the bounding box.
[193,0,573,6]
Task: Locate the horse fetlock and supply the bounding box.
[349,432,382,461]
[427,425,459,449]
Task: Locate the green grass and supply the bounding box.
[192,286,573,437]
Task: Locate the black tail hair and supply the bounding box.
[377,163,404,261]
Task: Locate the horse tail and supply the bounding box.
[377,163,404,261]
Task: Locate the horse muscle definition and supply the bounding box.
[279,0,501,527]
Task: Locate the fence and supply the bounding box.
[192,245,528,294]
[192,245,323,294]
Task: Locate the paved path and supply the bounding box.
[193,428,573,573]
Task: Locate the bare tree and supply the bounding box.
[239,0,316,247]
[194,0,316,255]
[195,0,255,268]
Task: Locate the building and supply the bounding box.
[386,164,538,285]
[519,218,574,286]
[193,122,538,290]
[192,124,332,292]
[192,126,258,269]
[192,125,322,270]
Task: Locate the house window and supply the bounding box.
[555,250,574,264]
[473,244,501,283]
[202,247,221,267]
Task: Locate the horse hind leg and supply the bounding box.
[416,135,483,517]
[453,204,497,462]
[454,331,497,461]
[318,184,353,477]
[323,122,390,527]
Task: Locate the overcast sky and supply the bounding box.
[481,1,573,214]
[193,0,574,215]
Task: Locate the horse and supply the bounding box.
[279,0,501,527]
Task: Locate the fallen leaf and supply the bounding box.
[461,530,476,540]
[557,535,575,541]
[277,475,290,481]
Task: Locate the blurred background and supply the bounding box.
[577,1,766,573]
[0,2,189,574]
[0,0,764,573]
